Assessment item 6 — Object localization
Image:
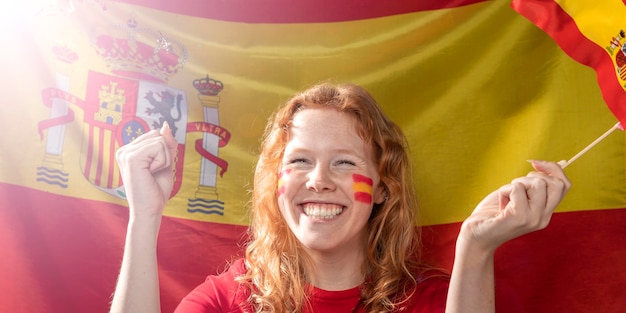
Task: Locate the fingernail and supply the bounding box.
[160,121,171,134]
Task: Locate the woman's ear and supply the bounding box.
[373,186,387,205]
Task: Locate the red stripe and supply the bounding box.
[354,192,372,204]
[277,186,286,196]
[84,124,94,179]
[277,169,291,196]
[421,208,626,312]
[278,169,292,178]
[0,183,246,313]
[2,183,625,312]
[107,130,116,189]
[512,0,626,126]
[118,0,487,23]
[352,173,373,186]
[95,128,105,186]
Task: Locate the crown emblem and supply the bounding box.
[53,45,78,64]
[92,18,187,83]
[193,75,224,96]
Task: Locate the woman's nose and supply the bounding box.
[305,166,336,192]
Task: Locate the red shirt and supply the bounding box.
[175,259,448,313]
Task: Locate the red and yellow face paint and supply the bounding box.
[352,173,373,204]
[277,169,291,197]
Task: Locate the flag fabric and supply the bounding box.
[1,1,625,312]
[507,1,626,310]
[512,0,626,127]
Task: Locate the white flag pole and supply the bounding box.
[558,122,622,168]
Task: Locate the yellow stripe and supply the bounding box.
[3,1,626,226]
[353,182,373,195]
[555,0,626,47]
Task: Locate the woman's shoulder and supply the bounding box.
[209,258,248,281]
[174,258,250,313]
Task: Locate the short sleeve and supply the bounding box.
[174,259,248,313]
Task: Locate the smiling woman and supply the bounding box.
[110,82,571,313]
[275,107,384,290]
[238,83,422,312]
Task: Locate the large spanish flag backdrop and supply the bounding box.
[1,0,625,312]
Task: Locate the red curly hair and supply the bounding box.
[237,82,423,312]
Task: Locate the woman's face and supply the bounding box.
[277,107,385,257]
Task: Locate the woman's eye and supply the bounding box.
[337,160,356,166]
[289,158,308,164]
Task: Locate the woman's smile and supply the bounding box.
[300,202,344,219]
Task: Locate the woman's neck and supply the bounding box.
[306,248,367,291]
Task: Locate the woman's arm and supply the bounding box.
[110,214,162,313]
[446,160,571,312]
[109,123,178,313]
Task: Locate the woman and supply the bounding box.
[110,82,570,312]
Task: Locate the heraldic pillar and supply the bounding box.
[42,74,70,170]
[194,80,223,200]
[38,73,71,189]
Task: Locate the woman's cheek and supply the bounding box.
[352,174,373,204]
[277,169,292,198]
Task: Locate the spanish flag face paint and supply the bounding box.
[277,169,291,197]
[352,173,373,204]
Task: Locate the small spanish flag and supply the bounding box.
[277,169,291,196]
[352,174,373,204]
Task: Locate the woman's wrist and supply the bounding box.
[455,223,498,263]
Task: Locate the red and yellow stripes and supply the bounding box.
[352,174,374,204]
[512,0,626,127]
[277,169,291,197]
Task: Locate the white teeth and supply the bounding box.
[303,204,343,219]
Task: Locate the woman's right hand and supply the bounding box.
[110,123,177,313]
[115,122,179,218]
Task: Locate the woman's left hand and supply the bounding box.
[459,160,571,252]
